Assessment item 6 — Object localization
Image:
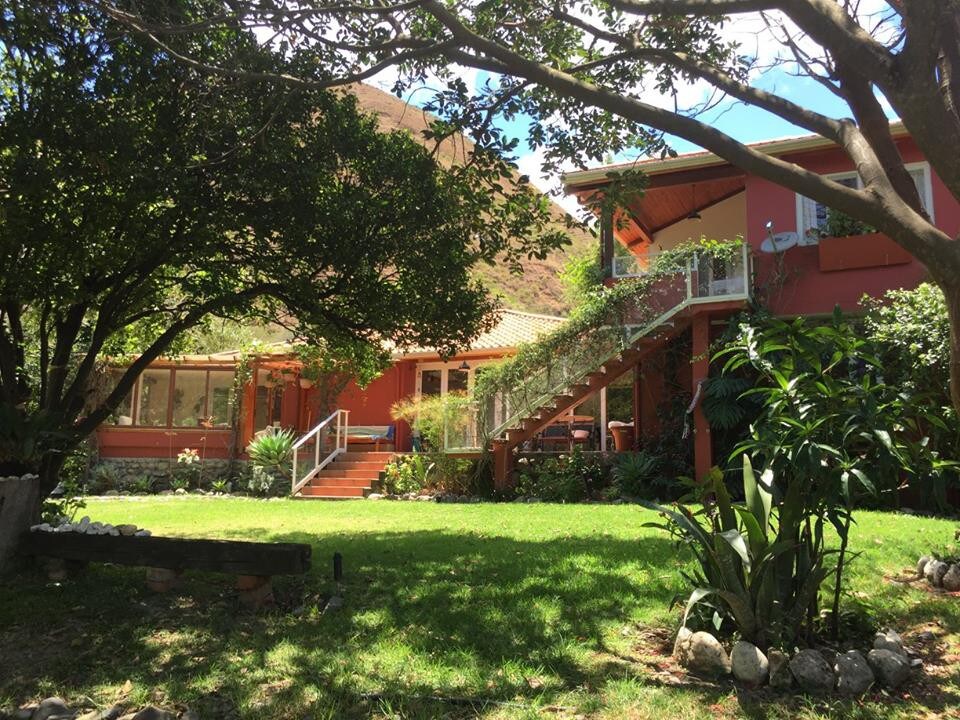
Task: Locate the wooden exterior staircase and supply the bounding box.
[296,451,394,498]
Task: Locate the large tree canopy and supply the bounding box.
[98,0,960,410]
[0,0,568,489]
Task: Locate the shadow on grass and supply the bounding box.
[1,524,958,719]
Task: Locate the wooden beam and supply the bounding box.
[20,533,312,576]
[648,187,746,235]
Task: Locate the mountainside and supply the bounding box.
[351,83,594,317]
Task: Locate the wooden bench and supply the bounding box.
[347,424,395,451]
[20,531,311,608]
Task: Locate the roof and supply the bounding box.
[396,309,566,358]
[563,121,908,189]
[145,309,567,365]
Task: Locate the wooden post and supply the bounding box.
[492,439,514,492]
[631,362,642,450]
[692,312,712,481]
[0,474,39,575]
[601,207,615,280]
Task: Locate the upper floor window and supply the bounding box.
[797,163,934,241]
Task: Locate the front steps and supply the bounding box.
[295,451,393,499]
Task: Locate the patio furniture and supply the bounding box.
[539,423,571,451]
[608,420,635,452]
[570,423,594,450]
[347,424,395,451]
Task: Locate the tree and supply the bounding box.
[0,2,568,510]
[100,0,960,413]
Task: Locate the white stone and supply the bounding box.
[917,555,933,577]
[135,529,151,537]
[685,631,731,677]
[835,650,874,696]
[867,648,911,688]
[925,560,949,587]
[672,626,693,664]
[768,649,792,689]
[108,528,120,536]
[730,640,768,685]
[32,697,72,720]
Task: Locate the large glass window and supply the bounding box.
[172,369,208,427]
[447,369,469,394]
[137,369,171,426]
[420,369,442,396]
[107,370,134,426]
[208,371,235,427]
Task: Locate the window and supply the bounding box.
[208,371,235,427]
[797,164,934,241]
[137,369,171,426]
[107,370,134,426]
[253,369,283,431]
[172,369,208,427]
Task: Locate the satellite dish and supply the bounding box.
[760,231,799,253]
[796,230,820,247]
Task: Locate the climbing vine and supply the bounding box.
[472,237,744,437]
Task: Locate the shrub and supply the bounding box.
[88,463,119,494]
[211,478,232,494]
[515,447,605,502]
[610,451,659,498]
[170,476,191,492]
[129,475,154,495]
[248,427,295,494]
[383,454,434,495]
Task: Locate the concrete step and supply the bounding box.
[315,468,381,479]
[299,485,369,498]
[340,451,394,461]
[310,476,375,488]
[328,460,388,471]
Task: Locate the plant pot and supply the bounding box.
[281,372,296,383]
[299,378,314,389]
[818,232,912,272]
[608,423,635,452]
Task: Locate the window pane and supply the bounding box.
[208,371,235,428]
[421,369,441,396]
[254,385,269,431]
[172,370,208,427]
[909,168,929,212]
[137,369,171,426]
[448,369,468,393]
[107,370,134,426]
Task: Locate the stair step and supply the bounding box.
[329,460,388,470]
[299,485,370,498]
[309,476,375,487]
[340,451,394,460]
[316,468,381,479]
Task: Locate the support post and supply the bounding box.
[631,362,642,450]
[492,439,514,492]
[692,312,712,481]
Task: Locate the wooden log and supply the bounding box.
[19,532,311,576]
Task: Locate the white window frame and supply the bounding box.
[795,162,934,240]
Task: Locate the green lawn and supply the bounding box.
[1,498,958,719]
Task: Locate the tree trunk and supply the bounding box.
[939,278,960,415]
[0,474,40,575]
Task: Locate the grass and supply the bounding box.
[1,498,958,719]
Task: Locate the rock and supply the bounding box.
[179,711,199,720]
[874,628,906,656]
[942,564,960,592]
[366,493,383,500]
[76,705,124,720]
[768,649,792,690]
[835,650,874,696]
[916,630,937,643]
[32,697,72,720]
[107,528,119,537]
[323,595,344,614]
[684,631,731,677]
[924,559,949,587]
[672,626,693,664]
[789,649,835,694]
[12,706,36,720]
[134,530,151,537]
[730,641,768,686]
[174,488,187,495]
[116,524,137,536]
[118,706,175,720]
[917,555,933,577]
[867,648,911,688]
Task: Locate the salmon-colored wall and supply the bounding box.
[98,428,233,459]
[744,138,954,316]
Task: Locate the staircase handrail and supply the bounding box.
[481,244,751,443]
[291,408,349,495]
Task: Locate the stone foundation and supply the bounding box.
[90,458,245,492]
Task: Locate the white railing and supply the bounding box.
[473,243,751,446]
[291,408,349,495]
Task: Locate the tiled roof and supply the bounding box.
[443,308,566,353]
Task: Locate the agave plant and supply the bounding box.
[644,455,836,650]
[247,428,296,481]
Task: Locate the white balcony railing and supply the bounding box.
[291,408,349,494]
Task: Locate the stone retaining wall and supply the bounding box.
[91,458,245,491]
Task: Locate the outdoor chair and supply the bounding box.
[540,423,571,451]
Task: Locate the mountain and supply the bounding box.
[351,83,594,317]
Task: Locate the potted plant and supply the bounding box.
[817,208,911,271]
[281,367,297,383]
[263,368,284,388]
